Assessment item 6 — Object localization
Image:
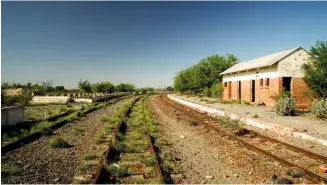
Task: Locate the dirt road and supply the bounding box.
[148,95,295,184]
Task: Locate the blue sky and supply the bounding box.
[2,1,327,88]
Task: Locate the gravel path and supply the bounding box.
[148,95,308,184]
[1,98,133,184]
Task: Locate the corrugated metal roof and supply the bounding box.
[221,47,301,75]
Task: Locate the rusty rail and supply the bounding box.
[162,95,327,165]
[92,96,140,184]
[146,132,165,184]
[1,97,127,155]
[161,94,327,184]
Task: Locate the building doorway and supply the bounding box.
[251,80,255,102]
[282,77,292,93]
[228,81,232,99]
[238,81,241,100]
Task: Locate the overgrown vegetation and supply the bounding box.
[1,165,21,176]
[48,136,70,148]
[173,54,238,98]
[1,101,105,145]
[84,154,97,161]
[302,40,327,98]
[310,98,327,119]
[97,97,166,183]
[217,115,245,130]
[273,90,296,116]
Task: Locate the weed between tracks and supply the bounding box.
[1,101,110,146]
[104,97,166,184]
[72,98,135,184]
[48,136,70,148]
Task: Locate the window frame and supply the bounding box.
[259,78,263,88]
[265,78,270,88]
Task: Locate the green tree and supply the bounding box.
[166,86,174,92]
[32,84,46,96]
[115,83,135,92]
[55,86,65,92]
[173,54,237,94]
[93,82,115,93]
[302,40,327,98]
[78,80,93,93]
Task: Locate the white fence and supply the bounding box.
[1,106,25,127]
[31,92,131,104]
[31,96,70,104]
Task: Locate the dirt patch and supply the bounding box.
[147,95,305,184]
[1,98,132,184]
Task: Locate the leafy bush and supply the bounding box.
[302,40,327,98]
[106,163,130,178]
[310,98,327,119]
[48,136,70,148]
[203,87,210,97]
[210,83,223,99]
[274,91,296,116]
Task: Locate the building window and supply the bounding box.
[260,79,263,88]
[266,78,270,88]
[224,82,227,88]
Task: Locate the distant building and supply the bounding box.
[220,47,311,109]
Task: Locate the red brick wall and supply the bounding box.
[291,78,311,109]
[255,77,281,106]
[223,77,282,106]
[222,77,311,108]
[240,80,251,101]
[231,81,238,100]
[222,82,228,100]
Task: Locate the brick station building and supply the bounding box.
[220,47,312,109]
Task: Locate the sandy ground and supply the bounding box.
[173,94,327,141]
[1,98,133,184]
[147,95,303,184]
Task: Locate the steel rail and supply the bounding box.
[161,94,327,184]
[93,96,165,184]
[1,97,127,155]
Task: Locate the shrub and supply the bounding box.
[31,121,53,133]
[252,114,259,118]
[100,115,110,122]
[74,126,85,133]
[310,98,327,119]
[95,133,105,144]
[1,165,21,176]
[84,154,97,161]
[210,83,223,99]
[66,97,75,103]
[274,91,296,116]
[243,101,251,105]
[48,136,70,148]
[106,163,130,178]
[203,87,210,97]
[78,163,91,172]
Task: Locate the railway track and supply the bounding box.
[160,94,327,184]
[1,96,128,155]
[92,96,166,184]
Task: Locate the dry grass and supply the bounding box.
[48,136,70,148]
